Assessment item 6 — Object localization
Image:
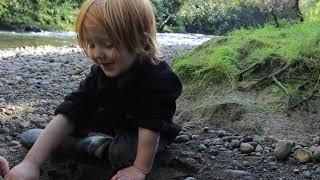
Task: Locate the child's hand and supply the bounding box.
[0,156,9,177]
[4,160,39,180]
[111,166,146,180]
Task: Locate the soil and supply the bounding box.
[1,43,320,180]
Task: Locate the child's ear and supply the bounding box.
[143,32,151,50]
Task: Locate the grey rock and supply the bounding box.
[0,128,9,134]
[10,140,20,146]
[209,149,219,156]
[174,135,190,143]
[274,140,294,160]
[312,136,320,145]
[21,129,43,148]
[224,169,254,180]
[293,168,300,174]
[292,145,303,152]
[302,170,311,179]
[240,143,254,153]
[217,130,226,137]
[203,127,209,133]
[199,144,208,151]
[312,146,320,160]
[255,144,263,152]
[0,148,8,155]
[184,177,195,180]
[230,139,240,149]
[212,138,224,145]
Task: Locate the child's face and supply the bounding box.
[84,21,136,78]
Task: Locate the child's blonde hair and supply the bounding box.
[76,0,160,64]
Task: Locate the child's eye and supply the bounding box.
[104,42,113,49]
[88,42,95,49]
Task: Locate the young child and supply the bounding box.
[0,0,182,179]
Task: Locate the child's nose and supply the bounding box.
[93,47,105,59]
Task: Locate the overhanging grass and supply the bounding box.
[173,21,320,86]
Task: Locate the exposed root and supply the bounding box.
[288,90,319,109]
[272,75,297,108]
[246,62,298,90]
[238,63,261,81]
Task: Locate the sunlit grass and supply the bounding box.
[172,21,320,86]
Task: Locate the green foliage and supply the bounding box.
[0,0,79,31]
[173,21,320,86]
[151,0,184,32]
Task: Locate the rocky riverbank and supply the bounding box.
[1,43,320,179]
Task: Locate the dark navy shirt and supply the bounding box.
[55,60,182,141]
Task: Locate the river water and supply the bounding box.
[0,31,214,47]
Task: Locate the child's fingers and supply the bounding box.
[0,156,9,177]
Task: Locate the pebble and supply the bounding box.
[0,128,9,134]
[255,144,263,152]
[223,169,254,179]
[312,146,320,160]
[240,143,254,153]
[293,168,300,174]
[199,144,208,151]
[184,177,195,180]
[302,170,311,179]
[217,130,226,137]
[0,148,8,155]
[274,140,294,160]
[209,149,219,156]
[230,139,240,148]
[174,135,190,143]
[294,149,311,163]
[203,127,209,133]
[10,140,20,146]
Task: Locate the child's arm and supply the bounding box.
[111,127,159,180]
[4,114,74,179]
[133,127,160,174]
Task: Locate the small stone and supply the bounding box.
[174,135,190,143]
[0,148,8,155]
[274,140,294,160]
[203,127,209,133]
[212,138,224,145]
[301,165,308,171]
[199,144,208,151]
[292,145,303,152]
[217,130,226,137]
[223,170,254,179]
[293,169,300,174]
[302,170,311,179]
[184,177,195,180]
[294,149,312,163]
[192,135,199,139]
[255,144,263,152]
[312,136,320,145]
[19,121,30,128]
[230,139,240,149]
[0,128,9,134]
[312,147,320,160]
[209,149,219,156]
[4,110,12,115]
[10,140,20,146]
[240,143,254,153]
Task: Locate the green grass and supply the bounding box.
[172,21,320,86]
[0,35,76,49]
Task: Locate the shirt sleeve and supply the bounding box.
[132,70,182,133]
[55,65,100,129]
